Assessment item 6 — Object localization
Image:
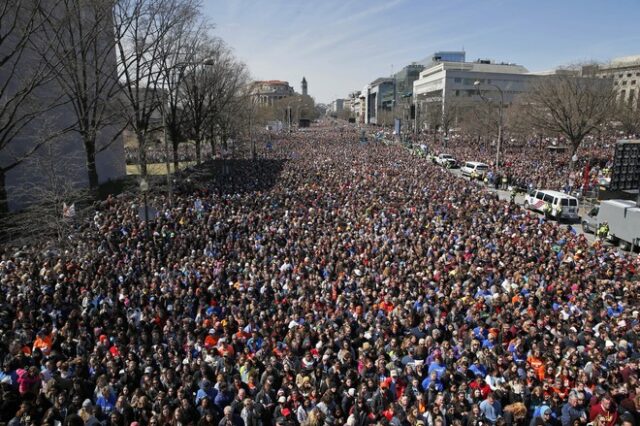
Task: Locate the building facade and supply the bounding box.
[329,99,345,114]
[0,0,125,211]
[413,59,531,130]
[365,78,395,125]
[582,56,640,109]
[250,80,295,106]
[418,51,466,67]
[394,64,425,97]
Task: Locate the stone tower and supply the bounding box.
[301,77,308,96]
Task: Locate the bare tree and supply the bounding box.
[0,0,64,213]
[521,72,616,155]
[112,0,201,176]
[0,143,92,244]
[421,97,468,136]
[182,42,248,162]
[32,0,125,190]
[614,99,640,137]
[156,9,210,169]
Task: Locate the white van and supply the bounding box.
[524,189,579,221]
[460,161,489,179]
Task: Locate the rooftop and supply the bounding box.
[612,55,640,65]
[421,60,529,76]
[257,80,291,85]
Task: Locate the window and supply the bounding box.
[543,194,554,203]
[535,192,544,200]
[454,78,461,83]
[487,79,492,84]
[622,81,627,86]
[632,80,637,85]
[628,73,633,77]
[455,90,460,96]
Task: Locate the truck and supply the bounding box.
[581,199,640,250]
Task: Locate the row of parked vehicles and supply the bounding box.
[428,152,640,251]
[430,153,490,178]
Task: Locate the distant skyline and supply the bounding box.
[203,0,640,104]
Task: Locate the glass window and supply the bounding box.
[561,198,569,206]
[454,78,461,83]
[543,194,554,203]
[535,192,544,200]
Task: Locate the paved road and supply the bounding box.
[445,167,604,245]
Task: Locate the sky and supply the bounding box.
[203,0,640,104]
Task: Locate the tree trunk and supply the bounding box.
[209,136,216,158]
[571,138,581,170]
[571,139,581,156]
[195,139,202,164]
[137,132,148,176]
[172,139,179,171]
[0,168,8,215]
[222,133,228,151]
[84,137,99,189]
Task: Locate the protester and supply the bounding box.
[1,125,639,426]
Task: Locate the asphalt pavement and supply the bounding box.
[445,167,601,245]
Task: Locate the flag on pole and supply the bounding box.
[62,202,76,218]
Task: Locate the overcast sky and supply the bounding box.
[203,0,640,104]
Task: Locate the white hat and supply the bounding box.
[278,396,286,403]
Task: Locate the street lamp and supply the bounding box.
[474,80,504,172]
[139,178,150,230]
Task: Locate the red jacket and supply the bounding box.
[589,402,618,426]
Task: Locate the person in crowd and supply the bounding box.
[0,126,638,426]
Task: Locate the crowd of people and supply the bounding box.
[125,143,214,165]
[1,127,640,426]
[415,133,616,194]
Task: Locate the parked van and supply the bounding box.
[524,189,579,221]
[461,161,489,179]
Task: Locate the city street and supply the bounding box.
[1,1,639,425]
[445,166,609,248]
